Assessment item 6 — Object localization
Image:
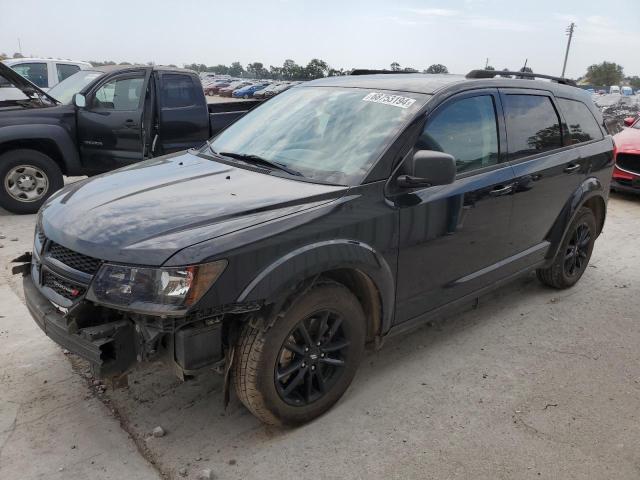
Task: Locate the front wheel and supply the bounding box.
[233,281,366,425]
[536,207,597,289]
[0,149,64,214]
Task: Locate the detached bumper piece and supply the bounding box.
[23,274,137,376]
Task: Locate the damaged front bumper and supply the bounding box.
[23,272,230,378]
[24,273,138,376]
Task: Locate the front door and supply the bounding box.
[393,89,516,323]
[77,70,149,172]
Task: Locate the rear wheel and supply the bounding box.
[0,149,64,214]
[233,281,366,425]
[536,207,596,289]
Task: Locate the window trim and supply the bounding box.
[87,71,148,112]
[498,87,570,166]
[416,88,507,180]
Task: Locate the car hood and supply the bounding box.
[0,62,59,105]
[614,127,640,152]
[40,151,348,265]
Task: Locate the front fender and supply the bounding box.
[545,176,607,262]
[0,124,81,174]
[237,240,396,335]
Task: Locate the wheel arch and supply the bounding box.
[236,240,395,342]
[0,125,82,175]
[545,176,607,262]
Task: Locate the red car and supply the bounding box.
[612,116,640,194]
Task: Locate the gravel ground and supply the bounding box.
[0,189,639,479]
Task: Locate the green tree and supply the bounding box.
[425,64,448,74]
[485,65,495,71]
[625,76,640,90]
[228,62,244,77]
[0,53,7,61]
[211,64,229,75]
[282,59,304,80]
[269,65,282,79]
[390,62,401,71]
[305,58,329,79]
[585,61,624,86]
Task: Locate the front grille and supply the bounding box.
[42,270,86,300]
[617,153,640,175]
[48,242,101,275]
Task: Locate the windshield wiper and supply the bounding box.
[218,151,303,177]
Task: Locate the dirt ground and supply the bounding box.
[0,191,639,479]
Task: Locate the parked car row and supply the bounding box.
[202,76,300,99]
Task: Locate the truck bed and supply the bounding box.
[208,100,261,136]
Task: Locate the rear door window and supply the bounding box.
[557,98,603,144]
[162,74,196,108]
[11,62,48,88]
[56,63,81,82]
[417,95,500,174]
[502,94,562,161]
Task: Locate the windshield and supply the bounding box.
[48,70,104,104]
[207,86,427,184]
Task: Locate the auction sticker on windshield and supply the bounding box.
[362,92,416,109]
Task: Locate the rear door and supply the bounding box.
[500,89,587,267]
[77,69,150,172]
[156,72,209,154]
[394,89,516,323]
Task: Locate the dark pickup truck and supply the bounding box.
[0,63,259,213]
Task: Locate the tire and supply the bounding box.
[0,149,63,214]
[536,207,597,289]
[233,281,366,426]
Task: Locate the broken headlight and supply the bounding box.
[87,261,227,314]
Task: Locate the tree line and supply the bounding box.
[1,52,637,88]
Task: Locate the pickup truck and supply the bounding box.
[0,63,259,213]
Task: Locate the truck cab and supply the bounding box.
[0,63,259,213]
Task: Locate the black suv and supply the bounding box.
[20,70,614,425]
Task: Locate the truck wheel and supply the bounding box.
[536,207,596,289]
[0,149,64,214]
[233,281,366,426]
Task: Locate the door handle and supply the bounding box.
[564,163,581,173]
[489,184,514,197]
[124,119,138,128]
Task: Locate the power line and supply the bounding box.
[561,22,576,78]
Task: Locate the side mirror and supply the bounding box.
[73,93,86,108]
[397,150,456,188]
[624,117,636,127]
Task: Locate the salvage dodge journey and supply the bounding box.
[18,70,614,425]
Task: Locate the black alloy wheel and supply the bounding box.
[275,310,350,406]
[564,222,591,277]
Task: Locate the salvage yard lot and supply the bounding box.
[1,192,639,479]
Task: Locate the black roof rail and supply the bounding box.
[350,69,417,76]
[465,69,576,86]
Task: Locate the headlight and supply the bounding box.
[87,260,227,314]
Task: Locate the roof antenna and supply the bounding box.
[517,58,528,79]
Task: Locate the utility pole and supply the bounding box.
[17,38,22,55]
[485,58,489,69]
[561,22,576,78]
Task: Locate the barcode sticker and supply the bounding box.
[362,92,416,109]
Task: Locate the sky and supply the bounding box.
[0,0,638,79]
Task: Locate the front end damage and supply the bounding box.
[15,239,260,380]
